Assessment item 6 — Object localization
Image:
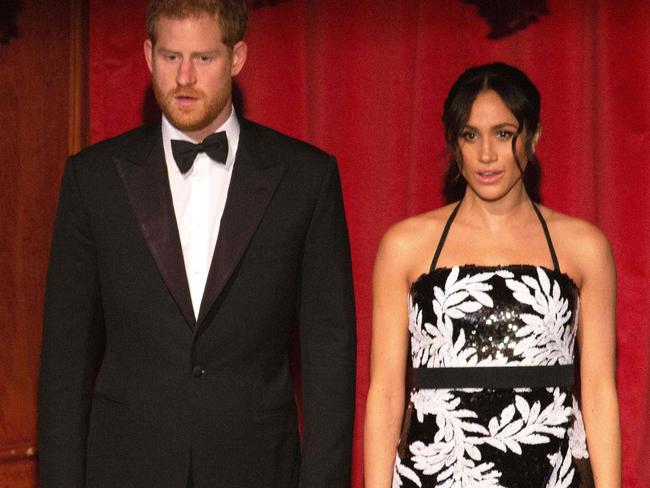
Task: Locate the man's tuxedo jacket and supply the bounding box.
[38,119,357,488]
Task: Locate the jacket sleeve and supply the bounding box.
[298,156,357,488]
[38,157,105,487]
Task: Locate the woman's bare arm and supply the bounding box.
[575,223,621,487]
[364,223,414,488]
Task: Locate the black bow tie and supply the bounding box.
[171,131,228,174]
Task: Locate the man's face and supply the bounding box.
[144,14,246,142]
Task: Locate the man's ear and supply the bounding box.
[144,39,154,73]
[230,41,247,77]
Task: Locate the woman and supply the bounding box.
[364,63,620,487]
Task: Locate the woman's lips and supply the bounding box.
[475,170,504,184]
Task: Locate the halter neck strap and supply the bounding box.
[428,200,561,273]
[531,203,560,272]
[429,201,462,273]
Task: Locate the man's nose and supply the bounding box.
[176,58,196,86]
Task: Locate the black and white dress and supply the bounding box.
[393,202,594,488]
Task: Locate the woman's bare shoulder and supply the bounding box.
[380,204,457,249]
[376,203,459,270]
[538,205,614,280]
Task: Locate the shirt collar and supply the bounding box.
[161,106,240,169]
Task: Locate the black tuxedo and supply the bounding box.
[38,119,356,488]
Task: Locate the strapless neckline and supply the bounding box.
[410,263,579,294]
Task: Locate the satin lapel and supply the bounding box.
[197,127,287,326]
[115,130,196,329]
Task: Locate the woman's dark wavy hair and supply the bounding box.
[442,62,542,203]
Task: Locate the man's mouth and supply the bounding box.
[174,95,199,106]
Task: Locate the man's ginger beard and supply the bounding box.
[152,79,231,135]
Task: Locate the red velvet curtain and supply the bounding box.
[89,1,649,486]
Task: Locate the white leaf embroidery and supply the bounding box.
[400,267,586,487]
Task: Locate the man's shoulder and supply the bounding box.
[71,124,159,163]
[240,118,333,164]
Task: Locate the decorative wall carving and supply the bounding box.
[248,0,291,9]
[463,0,549,39]
[0,0,21,44]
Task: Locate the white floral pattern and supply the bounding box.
[568,396,589,460]
[395,266,590,488]
[547,447,576,488]
[394,454,423,488]
[504,268,575,366]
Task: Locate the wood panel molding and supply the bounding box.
[68,0,89,154]
[0,0,87,486]
[0,444,37,464]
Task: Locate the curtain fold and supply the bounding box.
[89,1,649,486]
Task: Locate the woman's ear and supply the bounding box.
[531,125,542,152]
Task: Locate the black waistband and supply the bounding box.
[413,365,575,389]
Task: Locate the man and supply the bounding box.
[38,1,356,487]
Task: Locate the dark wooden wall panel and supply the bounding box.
[0,0,87,485]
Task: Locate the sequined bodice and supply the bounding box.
[408,265,580,369]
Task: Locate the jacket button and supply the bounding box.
[192,365,205,377]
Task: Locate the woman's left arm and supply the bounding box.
[576,225,621,488]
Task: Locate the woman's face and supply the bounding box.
[458,89,536,202]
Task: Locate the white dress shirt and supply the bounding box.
[162,107,240,318]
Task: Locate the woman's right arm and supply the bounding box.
[364,225,412,487]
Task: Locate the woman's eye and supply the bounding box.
[497,130,514,140]
[461,132,476,141]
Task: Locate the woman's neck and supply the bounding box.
[459,185,534,232]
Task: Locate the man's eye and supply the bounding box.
[165,54,178,61]
[198,56,213,63]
